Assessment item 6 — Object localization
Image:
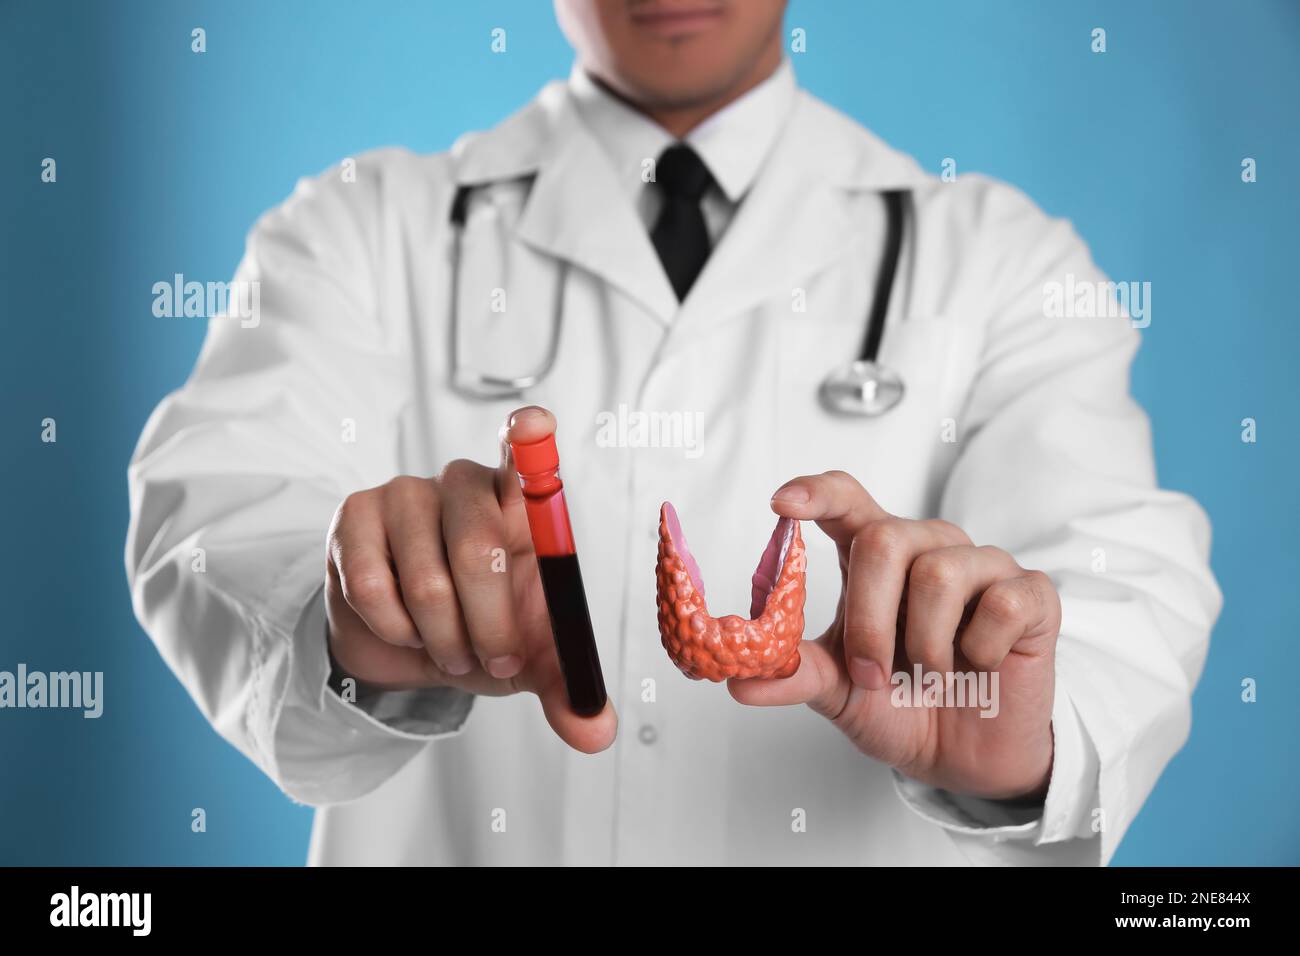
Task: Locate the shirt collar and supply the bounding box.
[567,58,797,205]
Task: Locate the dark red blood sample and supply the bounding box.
[510,433,607,717]
[536,554,606,717]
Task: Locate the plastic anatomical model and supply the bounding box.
[655,502,806,682]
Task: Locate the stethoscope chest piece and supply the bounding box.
[819,360,905,416]
[816,189,910,418]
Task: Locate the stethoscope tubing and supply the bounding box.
[448,180,910,410]
[860,189,906,365]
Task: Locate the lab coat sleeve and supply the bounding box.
[126,151,474,807]
[894,177,1221,865]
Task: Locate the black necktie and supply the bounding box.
[650,144,714,301]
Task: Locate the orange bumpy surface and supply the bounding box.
[655,506,806,682]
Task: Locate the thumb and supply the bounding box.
[769,470,889,551]
[726,637,852,721]
[537,679,619,754]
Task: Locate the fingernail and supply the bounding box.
[486,655,523,679]
[507,405,546,429]
[771,486,809,505]
[850,657,887,691]
[441,658,475,677]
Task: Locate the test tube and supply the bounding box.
[509,432,608,717]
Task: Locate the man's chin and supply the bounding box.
[625,73,749,112]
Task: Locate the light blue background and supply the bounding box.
[2,0,1296,865]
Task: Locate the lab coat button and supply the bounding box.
[638,724,658,745]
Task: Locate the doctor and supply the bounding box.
[127,0,1220,865]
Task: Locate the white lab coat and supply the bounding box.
[126,77,1221,866]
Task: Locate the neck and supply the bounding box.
[596,47,784,139]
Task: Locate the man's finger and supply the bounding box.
[440,459,524,678]
[769,470,889,548]
[385,477,475,675]
[327,578,525,697]
[903,545,1020,676]
[959,571,1060,671]
[327,565,443,687]
[329,492,422,649]
[842,518,965,688]
[726,639,850,721]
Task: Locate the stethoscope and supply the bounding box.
[449,182,911,416]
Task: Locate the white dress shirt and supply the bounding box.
[568,60,796,245]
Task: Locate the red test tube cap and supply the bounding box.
[510,433,559,476]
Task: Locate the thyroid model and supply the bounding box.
[655,502,806,681]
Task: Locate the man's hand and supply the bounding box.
[324,406,617,754]
[729,471,1060,800]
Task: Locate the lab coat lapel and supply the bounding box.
[669,92,929,348]
[669,93,856,339]
[449,82,928,337]
[510,89,680,325]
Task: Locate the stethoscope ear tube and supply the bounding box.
[860,190,906,366]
